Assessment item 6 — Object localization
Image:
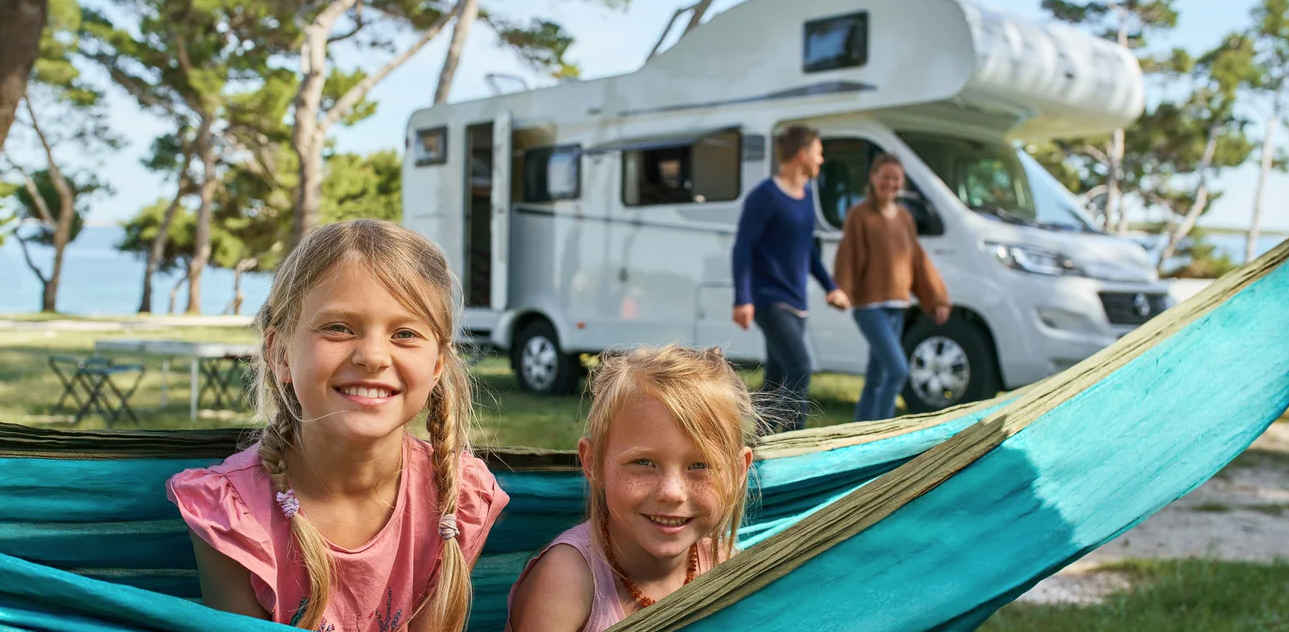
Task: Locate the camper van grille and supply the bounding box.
[1098,292,1170,326]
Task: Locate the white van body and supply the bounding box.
[401,0,1172,412]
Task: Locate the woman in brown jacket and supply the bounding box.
[833,153,951,421]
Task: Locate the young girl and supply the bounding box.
[506,344,760,632]
[833,153,951,422]
[166,219,509,632]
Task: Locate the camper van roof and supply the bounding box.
[407,0,1144,140]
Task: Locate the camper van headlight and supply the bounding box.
[984,242,1079,276]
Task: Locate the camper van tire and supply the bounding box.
[511,320,581,395]
[900,312,1000,414]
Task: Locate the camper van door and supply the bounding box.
[491,111,513,311]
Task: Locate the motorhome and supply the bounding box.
[400,0,1173,413]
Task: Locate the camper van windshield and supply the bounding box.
[896,132,1099,233]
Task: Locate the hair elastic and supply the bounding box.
[276,489,301,519]
[438,513,459,540]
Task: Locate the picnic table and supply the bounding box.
[94,339,258,422]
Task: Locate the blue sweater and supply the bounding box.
[732,179,837,312]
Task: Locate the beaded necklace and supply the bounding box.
[600,520,698,609]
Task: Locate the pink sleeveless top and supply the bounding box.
[166,434,508,632]
[505,522,719,632]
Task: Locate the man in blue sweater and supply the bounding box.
[732,125,849,433]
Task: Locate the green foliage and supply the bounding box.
[1251,0,1289,168]
[363,0,450,31]
[31,0,98,107]
[321,150,402,224]
[1041,1,1178,48]
[119,146,402,274]
[116,200,197,275]
[1159,227,1239,278]
[117,199,248,273]
[1037,3,1260,246]
[1252,0,1289,97]
[79,0,298,134]
[1128,34,1257,222]
[484,15,579,78]
[322,68,379,127]
[0,169,104,246]
[0,181,19,247]
[1036,1,1183,230]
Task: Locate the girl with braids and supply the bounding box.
[166,219,509,632]
[506,344,763,632]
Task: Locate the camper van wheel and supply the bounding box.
[900,315,999,414]
[512,321,580,396]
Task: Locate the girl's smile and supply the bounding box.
[335,381,402,406]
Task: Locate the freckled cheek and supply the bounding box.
[687,477,721,517]
[603,469,657,512]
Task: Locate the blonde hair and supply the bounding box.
[582,344,764,564]
[251,219,474,631]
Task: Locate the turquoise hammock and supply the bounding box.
[0,380,1008,631]
[2,238,1287,631]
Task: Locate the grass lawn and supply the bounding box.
[981,559,1289,631]
[0,324,868,449]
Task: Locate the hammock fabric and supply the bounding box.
[1,238,1287,632]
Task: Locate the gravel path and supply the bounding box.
[1018,423,1289,605]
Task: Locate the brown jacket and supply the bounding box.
[832,201,950,312]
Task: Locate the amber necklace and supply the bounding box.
[600,519,698,609]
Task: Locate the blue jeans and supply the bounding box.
[853,307,908,422]
[754,304,812,433]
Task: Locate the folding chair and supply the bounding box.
[48,355,146,427]
[197,353,253,412]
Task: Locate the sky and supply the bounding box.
[9,0,1289,233]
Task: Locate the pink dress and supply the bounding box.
[505,522,718,632]
[166,434,509,632]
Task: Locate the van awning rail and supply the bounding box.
[584,125,741,155]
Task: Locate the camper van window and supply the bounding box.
[817,137,943,236]
[523,144,581,202]
[898,132,1098,232]
[414,127,447,166]
[803,11,868,73]
[622,130,741,206]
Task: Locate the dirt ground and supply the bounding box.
[1018,423,1289,605]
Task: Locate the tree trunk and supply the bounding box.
[15,233,49,311]
[1158,128,1220,269]
[433,0,478,105]
[290,0,452,251]
[169,265,190,315]
[1109,129,1126,234]
[1109,8,1129,235]
[185,126,218,315]
[0,0,46,152]
[139,131,201,313]
[27,100,75,313]
[1248,115,1277,264]
[292,128,324,249]
[290,3,350,250]
[225,257,257,315]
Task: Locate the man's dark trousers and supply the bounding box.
[754,303,811,433]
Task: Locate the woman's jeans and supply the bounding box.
[853,307,908,422]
